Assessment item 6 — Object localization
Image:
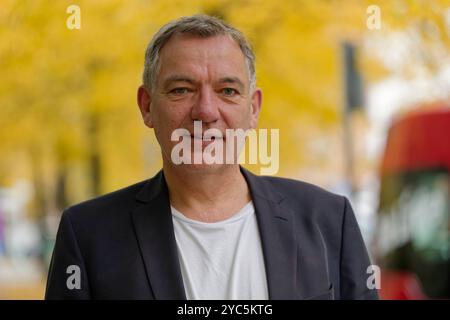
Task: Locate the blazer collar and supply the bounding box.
[240,167,298,299]
[131,167,298,300]
[131,171,186,299]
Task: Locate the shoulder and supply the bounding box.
[63,179,149,224]
[256,175,355,258]
[259,175,345,207]
[254,174,349,230]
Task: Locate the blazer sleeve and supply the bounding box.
[339,197,379,300]
[45,209,91,299]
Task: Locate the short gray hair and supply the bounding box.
[142,14,256,91]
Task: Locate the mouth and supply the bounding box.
[186,134,224,148]
[190,134,224,141]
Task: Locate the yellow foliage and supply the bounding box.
[0,0,448,211]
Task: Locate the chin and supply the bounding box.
[171,163,237,175]
[182,162,229,171]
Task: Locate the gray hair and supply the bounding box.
[142,14,256,91]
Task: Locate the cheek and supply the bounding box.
[225,104,253,129]
[154,106,188,138]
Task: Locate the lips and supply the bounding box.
[189,133,224,140]
[184,134,223,148]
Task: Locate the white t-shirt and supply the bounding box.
[171,201,269,300]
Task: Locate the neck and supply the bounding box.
[163,163,251,222]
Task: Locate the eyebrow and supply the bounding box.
[218,77,245,91]
[162,74,246,91]
[162,75,197,88]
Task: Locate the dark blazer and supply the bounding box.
[45,167,378,300]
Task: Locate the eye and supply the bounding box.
[222,88,238,96]
[170,87,190,95]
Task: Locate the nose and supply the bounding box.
[190,86,220,124]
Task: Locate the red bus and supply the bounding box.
[375,103,450,299]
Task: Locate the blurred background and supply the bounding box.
[0,0,449,299]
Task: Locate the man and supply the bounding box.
[45,14,378,300]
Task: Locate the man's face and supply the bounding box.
[138,33,262,171]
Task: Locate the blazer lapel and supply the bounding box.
[130,167,328,300]
[131,170,186,300]
[241,168,298,299]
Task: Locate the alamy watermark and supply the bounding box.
[366,5,381,30]
[66,5,81,30]
[66,264,81,290]
[366,264,381,290]
[170,121,279,175]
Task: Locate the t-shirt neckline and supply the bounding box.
[171,201,254,226]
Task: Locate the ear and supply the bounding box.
[137,85,154,128]
[249,88,262,129]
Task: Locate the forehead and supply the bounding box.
[157,34,248,83]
